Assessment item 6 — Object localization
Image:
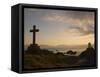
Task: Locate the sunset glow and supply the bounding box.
[24,8,95,48]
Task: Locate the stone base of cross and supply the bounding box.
[27,44,40,51]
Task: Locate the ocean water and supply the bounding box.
[24,45,86,56]
[42,48,85,56]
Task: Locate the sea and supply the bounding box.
[24,46,86,56]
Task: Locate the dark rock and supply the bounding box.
[67,50,77,55]
[79,43,96,66]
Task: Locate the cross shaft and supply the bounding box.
[30,25,39,45]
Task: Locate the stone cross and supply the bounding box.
[30,25,39,45]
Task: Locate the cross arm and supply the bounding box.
[30,30,33,32]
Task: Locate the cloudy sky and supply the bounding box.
[24,8,95,49]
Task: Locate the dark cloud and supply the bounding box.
[64,11,94,20]
[69,24,94,36]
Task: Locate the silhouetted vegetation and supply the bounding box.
[24,43,96,70]
[79,43,96,66]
